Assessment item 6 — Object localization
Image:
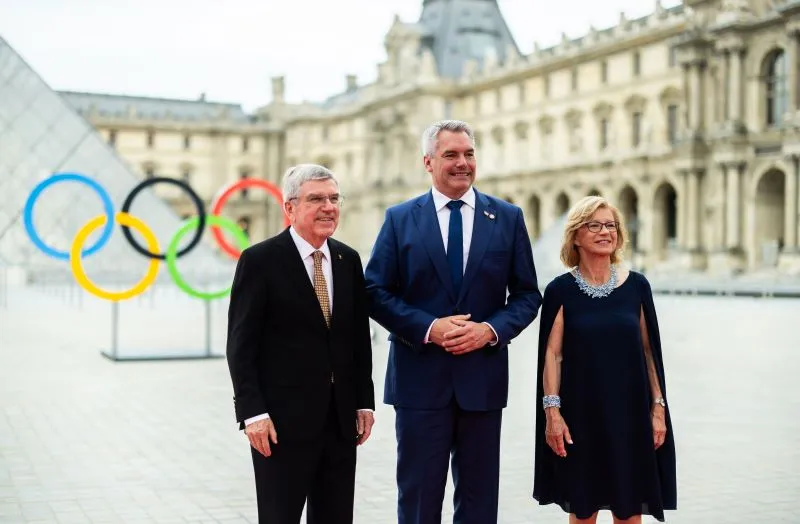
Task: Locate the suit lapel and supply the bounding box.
[277,229,329,330]
[460,190,496,302]
[412,191,457,301]
[328,239,346,330]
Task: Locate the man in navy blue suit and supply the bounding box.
[364,120,543,524]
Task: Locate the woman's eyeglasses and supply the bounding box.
[584,221,618,233]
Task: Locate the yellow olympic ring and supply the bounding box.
[70,212,161,301]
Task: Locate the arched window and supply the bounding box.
[765,50,787,127]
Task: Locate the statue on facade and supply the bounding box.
[683,5,709,33]
[716,0,755,25]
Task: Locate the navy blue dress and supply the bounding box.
[532,271,676,521]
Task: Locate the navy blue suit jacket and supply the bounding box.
[364,188,542,411]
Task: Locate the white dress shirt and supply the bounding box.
[289,226,333,312]
[423,187,498,345]
[245,227,371,427]
[432,186,475,275]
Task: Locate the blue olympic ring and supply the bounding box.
[23,173,116,260]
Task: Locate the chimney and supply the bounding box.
[346,74,358,92]
[271,76,285,104]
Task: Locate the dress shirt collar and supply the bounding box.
[431,186,476,212]
[289,226,331,262]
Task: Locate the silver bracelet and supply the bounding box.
[542,395,561,410]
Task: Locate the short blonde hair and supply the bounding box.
[559,196,627,268]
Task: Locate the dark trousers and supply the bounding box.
[250,396,356,524]
[394,401,503,524]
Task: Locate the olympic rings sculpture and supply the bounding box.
[23,172,290,301]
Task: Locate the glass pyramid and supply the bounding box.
[0,37,235,288]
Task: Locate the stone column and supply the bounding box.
[677,170,688,249]
[726,162,743,249]
[682,64,691,127]
[689,60,706,131]
[785,155,799,250]
[787,30,800,113]
[395,135,409,180]
[728,47,744,124]
[686,169,703,251]
[719,51,729,122]
[717,163,728,249]
[267,134,284,234]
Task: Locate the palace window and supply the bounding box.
[239,168,251,199]
[632,112,642,147]
[667,104,678,145]
[600,118,609,150]
[765,50,788,127]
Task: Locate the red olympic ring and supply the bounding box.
[211,178,290,259]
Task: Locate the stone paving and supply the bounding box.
[1,283,799,523]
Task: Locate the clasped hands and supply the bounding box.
[429,314,496,355]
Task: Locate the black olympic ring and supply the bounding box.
[120,177,207,260]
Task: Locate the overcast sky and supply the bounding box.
[0,0,681,111]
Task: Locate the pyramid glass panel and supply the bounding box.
[0,37,236,288]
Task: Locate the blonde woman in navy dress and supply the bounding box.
[532,196,677,523]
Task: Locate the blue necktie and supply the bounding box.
[446,200,465,294]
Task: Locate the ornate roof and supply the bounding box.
[417,0,519,78]
[58,90,252,123]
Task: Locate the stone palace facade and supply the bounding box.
[61,0,800,275]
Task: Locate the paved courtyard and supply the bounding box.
[0,282,799,523]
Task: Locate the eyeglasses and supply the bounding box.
[290,194,344,207]
[584,221,618,233]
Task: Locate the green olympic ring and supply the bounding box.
[166,215,250,300]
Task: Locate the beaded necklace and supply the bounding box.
[574,265,618,298]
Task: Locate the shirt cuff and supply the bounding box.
[423,319,437,344]
[482,322,499,346]
[357,409,374,413]
[244,413,270,426]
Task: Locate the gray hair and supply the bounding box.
[420,119,476,157]
[281,164,340,201]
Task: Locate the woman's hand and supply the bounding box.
[545,410,573,457]
[652,407,667,449]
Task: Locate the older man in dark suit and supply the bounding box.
[226,164,375,524]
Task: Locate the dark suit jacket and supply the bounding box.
[226,228,375,441]
[364,188,542,411]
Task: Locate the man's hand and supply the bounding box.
[356,411,375,446]
[428,314,471,346]
[245,418,278,458]
[443,318,496,355]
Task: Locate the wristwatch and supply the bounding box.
[653,397,666,408]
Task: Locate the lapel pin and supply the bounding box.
[338,253,343,260]
[484,210,495,220]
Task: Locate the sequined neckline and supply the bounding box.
[573,265,618,298]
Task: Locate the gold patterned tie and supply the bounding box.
[312,250,331,327]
